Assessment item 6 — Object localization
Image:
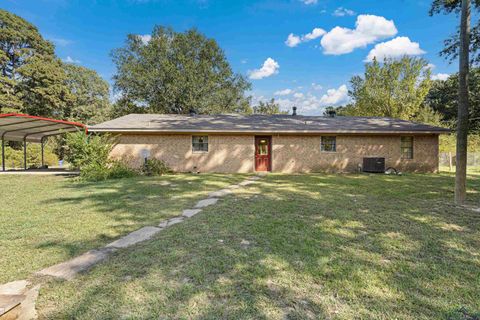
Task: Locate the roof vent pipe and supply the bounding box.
[292,106,297,116]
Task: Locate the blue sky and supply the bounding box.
[3,0,460,115]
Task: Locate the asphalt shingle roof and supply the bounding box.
[89,114,450,134]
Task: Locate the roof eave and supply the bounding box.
[88,128,450,135]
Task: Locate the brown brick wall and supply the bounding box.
[110,134,255,173]
[272,135,439,173]
[110,133,439,173]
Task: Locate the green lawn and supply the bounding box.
[34,172,480,319]
[0,174,247,284]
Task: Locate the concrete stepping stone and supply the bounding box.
[0,280,29,295]
[158,220,168,228]
[239,180,256,186]
[0,295,23,319]
[37,248,114,280]
[106,226,161,249]
[209,189,233,198]
[19,284,40,320]
[0,279,39,320]
[182,209,202,218]
[167,217,184,226]
[195,198,219,208]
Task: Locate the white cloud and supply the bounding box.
[333,7,356,17]
[303,28,326,41]
[285,33,302,47]
[300,0,317,4]
[432,73,450,81]
[311,82,323,90]
[321,14,397,55]
[426,63,436,70]
[137,34,152,45]
[319,84,349,106]
[285,27,326,47]
[268,84,350,115]
[274,89,294,96]
[365,36,425,61]
[241,59,248,64]
[248,58,280,80]
[63,56,81,64]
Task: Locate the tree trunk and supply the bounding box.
[455,0,471,205]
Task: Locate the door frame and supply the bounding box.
[254,135,272,172]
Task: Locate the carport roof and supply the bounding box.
[0,113,87,142]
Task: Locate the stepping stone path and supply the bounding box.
[105,226,162,249]
[0,280,40,320]
[37,248,116,280]
[182,209,202,218]
[2,175,262,319]
[195,198,219,208]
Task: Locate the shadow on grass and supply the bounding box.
[37,173,480,319]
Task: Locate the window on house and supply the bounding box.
[401,136,413,159]
[321,136,336,152]
[192,136,208,152]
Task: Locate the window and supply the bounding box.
[192,136,208,152]
[321,136,336,152]
[401,136,413,159]
[257,138,269,155]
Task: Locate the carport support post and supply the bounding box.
[1,135,5,171]
[41,137,44,168]
[23,137,27,170]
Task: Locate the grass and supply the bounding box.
[33,172,480,319]
[0,173,247,284]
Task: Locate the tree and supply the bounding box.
[111,26,251,115]
[63,63,111,124]
[347,56,433,121]
[425,69,480,132]
[253,98,286,114]
[0,9,74,117]
[111,97,148,118]
[16,55,75,117]
[431,0,474,204]
[430,0,480,65]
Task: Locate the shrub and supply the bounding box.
[80,160,138,182]
[142,158,171,176]
[80,162,111,181]
[63,132,115,170]
[108,160,138,179]
[64,132,139,181]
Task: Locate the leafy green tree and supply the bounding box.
[0,9,74,117]
[63,63,111,124]
[253,98,286,114]
[347,56,433,121]
[430,0,480,64]
[425,68,480,132]
[111,26,251,115]
[16,55,75,117]
[111,97,147,118]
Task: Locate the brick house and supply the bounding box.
[89,113,449,173]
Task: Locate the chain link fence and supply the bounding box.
[439,152,480,171]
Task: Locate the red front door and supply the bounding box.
[255,136,271,172]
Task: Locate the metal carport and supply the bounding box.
[0,113,87,171]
